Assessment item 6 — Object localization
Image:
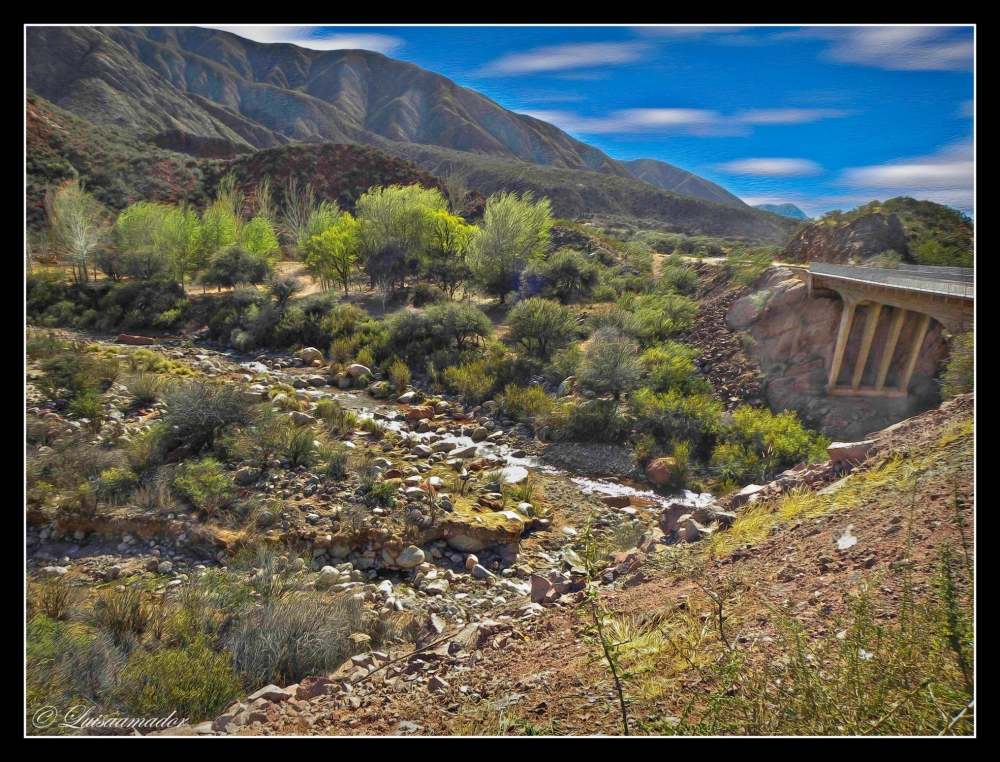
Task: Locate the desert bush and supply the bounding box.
[640,342,710,395]
[629,388,723,451]
[91,587,155,649]
[519,249,599,303]
[411,283,448,307]
[548,398,631,443]
[158,382,260,457]
[116,638,243,721]
[495,384,554,426]
[580,328,641,401]
[126,372,170,407]
[97,466,140,498]
[508,297,577,359]
[224,595,367,685]
[314,398,341,421]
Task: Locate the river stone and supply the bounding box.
[396,546,425,568]
[288,411,317,426]
[347,364,372,378]
[299,348,324,364]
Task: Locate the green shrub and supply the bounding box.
[388,358,411,393]
[68,390,106,425]
[314,398,341,421]
[519,249,600,303]
[629,388,723,450]
[496,384,554,426]
[116,638,243,721]
[126,372,170,407]
[548,399,631,443]
[159,382,259,457]
[442,360,496,404]
[171,457,232,513]
[710,407,829,484]
[97,467,139,498]
[941,332,973,399]
[91,587,154,648]
[411,283,447,307]
[640,342,710,395]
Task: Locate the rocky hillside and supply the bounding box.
[26,92,210,230]
[216,144,447,214]
[753,202,808,220]
[782,197,973,267]
[727,267,948,439]
[622,158,747,208]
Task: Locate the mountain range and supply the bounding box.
[25,25,800,242]
[752,203,809,220]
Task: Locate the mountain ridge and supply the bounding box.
[623,158,747,208]
[753,202,808,220]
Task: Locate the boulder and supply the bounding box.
[826,440,876,466]
[288,411,317,427]
[347,364,372,378]
[530,574,553,603]
[233,466,261,486]
[247,684,294,702]
[396,545,425,568]
[452,445,478,459]
[557,376,576,397]
[299,347,324,364]
[728,483,767,509]
[645,457,676,486]
[407,405,435,421]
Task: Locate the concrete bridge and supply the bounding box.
[798,263,974,398]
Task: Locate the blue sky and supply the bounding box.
[206,25,974,218]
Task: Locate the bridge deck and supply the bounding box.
[808,263,974,299]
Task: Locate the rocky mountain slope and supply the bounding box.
[781,197,973,267]
[25,26,800,240]
[622,158,747,208]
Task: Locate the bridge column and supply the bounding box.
[828,297,857,392]
[875,307,907,391]
[851,302,883,390]
[898,312,932,394]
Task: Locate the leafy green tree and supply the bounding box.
[46,181,109,283]
[239,216,280,261]
[468,191,552,304]
[200,199,239,262]
[302,213,360,294]
[422,209,475,297]
[580,327,641,401]
[161,204,204,286]
[355,185,446,291]
[508,297,576,359]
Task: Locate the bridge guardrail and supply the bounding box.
[809,263,974,299]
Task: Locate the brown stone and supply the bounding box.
[116,334,155,345]
[645,457,677,486]
[407,405,435,421]
[600,494,631,508]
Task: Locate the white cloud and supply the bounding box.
[480,42,647,76]
[521,107,847,137]
[737,108,849,124]
[716,158,824,177]
[837,139,974,213]
[202,25,404,54]
[796,26,973,71]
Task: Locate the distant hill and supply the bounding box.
[26,25,631,175]
[753,203,808,220]
[623,159,746,208]
[782,196,973,268]
[216,143,446,215]
[363,139,798,243]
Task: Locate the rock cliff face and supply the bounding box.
[782,213,909,264]
[727,268,949,440]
